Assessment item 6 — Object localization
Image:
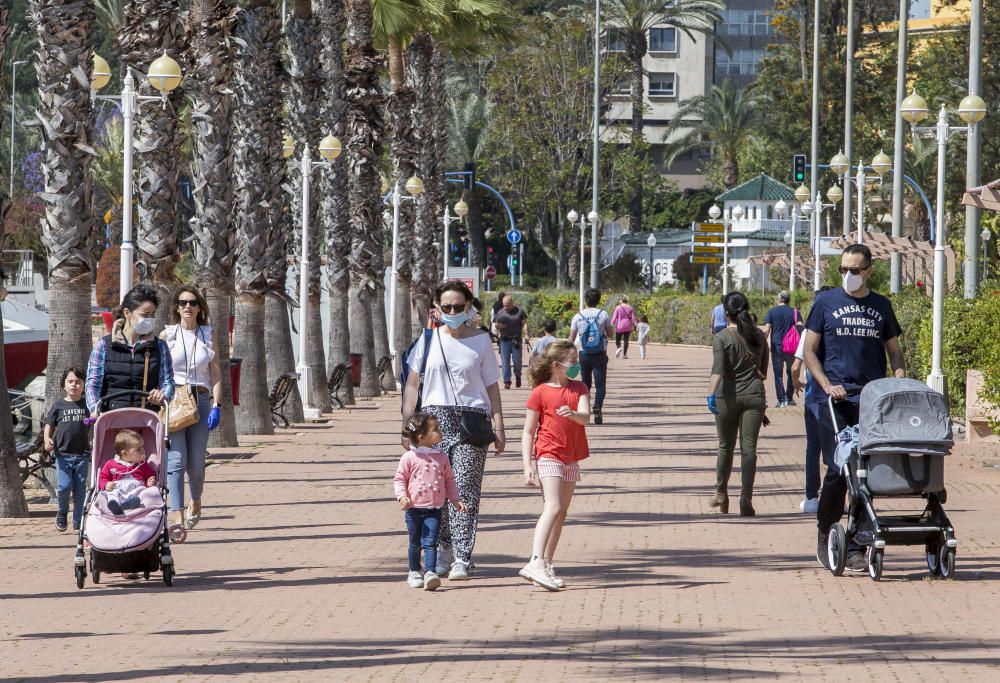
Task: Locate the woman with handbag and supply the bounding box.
[401,280,505,582]
[162,285,222,531]
[611,295,638,359]
[705,291,769,517]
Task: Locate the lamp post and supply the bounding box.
[981,227,991,281]
[591,0,601,291]
[901,90,986,394]
[647,233,657,293]
[588,210,599,288]
[9,59,27,199]
[286,134,343,418]
[776,200,796,293]
[388,174,424,372]
[442,198,468,281]
[567,210,585,310]
[91,52,183,301]
[708,203,728,295]
[829,151,890,245]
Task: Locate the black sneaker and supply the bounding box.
[816,530,830,569]
[594,408,603,425]
[515,377,522,388]
[845,551,866,573]
[55,515,68,532]
[786,400,797,407]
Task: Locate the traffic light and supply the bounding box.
[511,253,519,271]
[793,154,807,184]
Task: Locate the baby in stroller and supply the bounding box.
[98,430,157,516]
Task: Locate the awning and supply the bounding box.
[962,178,1000,210]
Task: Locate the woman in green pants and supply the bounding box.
[705,292,769,517]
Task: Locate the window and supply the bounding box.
[714,49,765,78]
[719,10,771,36]
[648,27,677,53]
[648,72,677,97]
[607,28,626,52]
[611,72,630,95]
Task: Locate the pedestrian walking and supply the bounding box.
[86,284,175,414]
[611,295,638,359]
[400,280,505,581]
[494,295,529,389]
[529,319,558,362]
[519,340,590,591]
[803,244,905,572]
[711,298,727,335]
[162,285,223,532]
[762,291,802,407]
[706,292,769,517]
[636,315,651,359]
[43,366,90,532]
[568,288,614,425]
[394,413,466,591]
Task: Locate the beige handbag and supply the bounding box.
[162,326,200,432]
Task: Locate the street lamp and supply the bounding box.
[568,209,586,310]
[442,198,468,281]
[92,51,184,301]
[647,232,657,293]
[776,200,799,293]
[287,133,342,417]
[387,173,424,373]
[708,204,729,295]
[9,59,27,199]
[829,150,891,244]
[982,227,991,281]
[902,89,987,394]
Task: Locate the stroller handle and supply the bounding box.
[827,384,863,432]
[98,389,155,412]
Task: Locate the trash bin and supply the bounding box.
[350,353,363,387]
[229,358,242,406]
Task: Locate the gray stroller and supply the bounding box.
[826,378,957,581]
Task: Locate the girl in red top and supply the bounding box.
[519,340,590,591]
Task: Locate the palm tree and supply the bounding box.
[316,0,355,407]
[0,2,28,517]
[446,72,492,268]
[231,0,283,434]
[664,78,767,188]
[604,0,724,231]
[118,0,185,326]
[28,0,97,408]
[185,0,240,447]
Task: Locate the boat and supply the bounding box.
[2,299,49,388]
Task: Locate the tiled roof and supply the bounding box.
[623,229,693,246]
[716,174,795,202]
[743,228,810,244]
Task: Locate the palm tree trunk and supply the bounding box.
[430,44,448,284]
[407,32,435,335]
[345,0,384,398]
[232,0,283,434]
[627,41,645,234]
[119,0,184,302]
[316,0,354,406]
[186,0,240,447]
[264,296,304,422]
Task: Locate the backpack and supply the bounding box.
[400,328,433,412]
[781,309,801,355]
[580,312,604,351]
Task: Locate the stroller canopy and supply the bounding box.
[859,378,953,456]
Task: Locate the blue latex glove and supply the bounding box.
[207,406,221,431]
[706,395,720,415]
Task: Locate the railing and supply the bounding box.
[1,250,35,289]
[599,241,628,269]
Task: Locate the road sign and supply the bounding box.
[485,265,497,280]
[694,246,723,255]
[698,222,724,233]
[692,256,722,264]
[506,229,522,245]
[447,267,480,297]
[694,233,724,243]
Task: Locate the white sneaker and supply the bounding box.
[519,560,559,591]
[545,562,566,589]
[423,572,441,591]
[615,347,623,358]
[407,570,423,588]
[435,545,452,576]
[800,497,819,513]
[448,561,470,581]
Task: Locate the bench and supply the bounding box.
[327,363,351,409]
[18,434,56,500]
[376,355,393,394]
[270,372,300,429]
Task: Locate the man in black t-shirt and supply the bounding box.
[762,291,802,408]
[803,244,905,573]
[494,295,529,389]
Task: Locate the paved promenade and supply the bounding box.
[3,343,1000,681]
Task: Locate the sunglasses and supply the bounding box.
[438,304,465,314]
[837,266,869,275]
[177,299,200,307]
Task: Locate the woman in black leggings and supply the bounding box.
[611,296,637,358]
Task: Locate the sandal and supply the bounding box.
[185,505,201,530]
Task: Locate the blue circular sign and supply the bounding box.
[506,229,522,245]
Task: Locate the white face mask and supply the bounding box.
[842,271,865,294]
[131,316,155,336]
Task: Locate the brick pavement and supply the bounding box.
[3,343,1000,681]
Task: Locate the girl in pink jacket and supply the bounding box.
[394,413,466,591]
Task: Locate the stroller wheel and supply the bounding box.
[926,543,941,576]
[939,547,956,579]
[75,566,86,589]
[143,571,150,580]
[92,570,101,585]
[867,548,884,582]
[163,564,174,587]
[828,524,847,577]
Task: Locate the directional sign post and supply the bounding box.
[506,229,522,245]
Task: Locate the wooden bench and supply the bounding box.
[376,355,393,394]
[18,433,56,500]
[270,372,300,429]
[327,363,351,409]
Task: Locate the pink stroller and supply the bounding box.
[74,390,178,588]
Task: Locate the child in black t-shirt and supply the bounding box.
[43,367,91,531]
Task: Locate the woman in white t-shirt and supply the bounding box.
[163,286,222,532]
[401,281,504,581]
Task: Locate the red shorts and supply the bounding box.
[536,457,581,482]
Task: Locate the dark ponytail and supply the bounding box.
[723,291,763,358]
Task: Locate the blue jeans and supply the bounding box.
[579,350,608,409]
[56,455,89,527]
[804,401,822,499]
[167,391,212,511]
[771,349,794,403]
[498,337,522,384]
[405,507,442,573]
[813,399,860,535]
